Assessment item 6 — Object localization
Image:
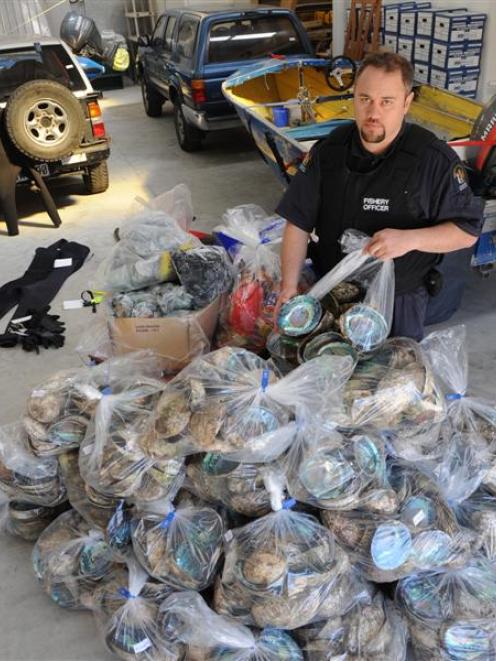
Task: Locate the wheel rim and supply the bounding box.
[23,98,69,147]
[176,107,186,143]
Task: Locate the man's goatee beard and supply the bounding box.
[360,127,386,144]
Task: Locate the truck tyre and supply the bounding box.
[83,161,109,194]
[173,100,204,152]
[141,77,164,117]
[4,79,85,162]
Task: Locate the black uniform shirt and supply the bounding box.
[276,123,484,280]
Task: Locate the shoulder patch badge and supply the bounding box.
[299,150,313,173]
[453,163,468,192]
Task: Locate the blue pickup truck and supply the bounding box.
[136,6,313,151]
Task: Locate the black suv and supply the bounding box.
[136,7,313,151]
[0,36,110,193]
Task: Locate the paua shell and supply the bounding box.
[301,332,358,365]
[278,295,322,337]
[370,521,412,570]
[412,530,453,570]
[330,281,363,304]
[27,391,64,424]
[400,496,437,531]
[154,391,191,438]
[340,304,388,352]
[242,550,287,587]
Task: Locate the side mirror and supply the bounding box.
[137,34,150,48]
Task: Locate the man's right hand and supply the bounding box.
[273,285,298,328]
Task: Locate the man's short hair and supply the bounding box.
[355,52,414,93]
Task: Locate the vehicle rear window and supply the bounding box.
[0,44,86,101]
[207,16,305,63]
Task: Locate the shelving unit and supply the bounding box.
[125,0,156,43]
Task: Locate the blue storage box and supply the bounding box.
[384,2,416,34]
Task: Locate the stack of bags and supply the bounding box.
[3,223,496,659]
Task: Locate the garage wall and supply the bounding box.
[41,0,127,39]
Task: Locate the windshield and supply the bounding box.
[0,44,86,101]
[207,16,306,63]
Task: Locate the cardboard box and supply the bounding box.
[414,61,430,84]
[467,14,487,42]
[399,4,431,36]
[109,296,221,372]
[434,12,469,43]
[430,67,464,94]
[431,41,482,70]
[383,32,398,53]
[397,36,414,61]
[414,36,431,63]
[384,2,416,34]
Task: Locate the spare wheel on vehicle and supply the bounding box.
[4,79,85,162]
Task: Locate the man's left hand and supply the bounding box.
[364,228,415,260]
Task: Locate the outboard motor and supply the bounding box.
[60,11,129,72]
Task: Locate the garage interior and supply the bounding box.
[1,2,496,660]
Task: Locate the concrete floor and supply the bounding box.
[0,84,495,661]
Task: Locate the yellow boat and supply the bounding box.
[222,56,496,194]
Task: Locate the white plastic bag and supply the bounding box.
[296,591,408,661]
[397,557,496,660]
[326,337,446,433]
[215,478,354,630]
[308,229,395,352]
[32,509,116,609]
[422,325,496,448]
[95,556,181,660]
[158,590,304,660]
[95,185,200,293]
[215,205,284,351]
[0,423,66,506]
[284,423,390,511]
[321,463,471,583]
[138,346,354,463]
[131,499,223,590]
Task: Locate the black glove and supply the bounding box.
[1,306,66,353]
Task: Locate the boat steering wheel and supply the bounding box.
[326,55,356,91]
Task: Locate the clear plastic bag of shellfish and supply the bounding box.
[296,590,408,661]
[95,187,200,294]
[422,325,496,451]
[396,557,496,660]
[324,336,446,434]
[0,423,66,506]
[454,489,496,562]
[284,422,392,511]
[23,351,162,457]
[79,373,185,501]
[186,453,274,517]
[214,205,283,352]
[158,590,304,660]
[215,478,357,630]
[138,346,355,464]
[131,499,223,591]
[93,555,181,661]
[0,490,64,542]
[59,450,133,550]
[306,229,395,353]
[320,463,472,583]
[32,509,117,610]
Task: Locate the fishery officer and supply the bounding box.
[275,52,483,340]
